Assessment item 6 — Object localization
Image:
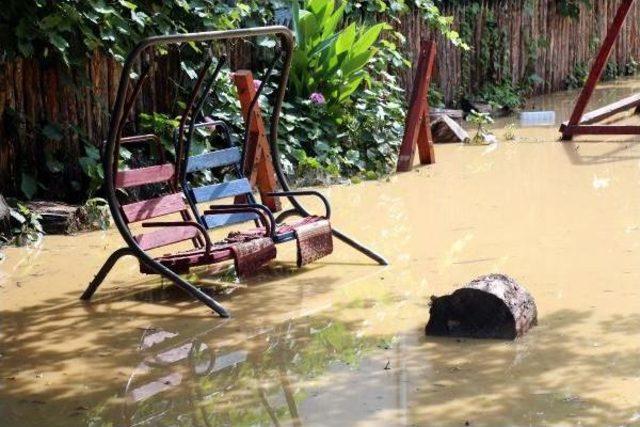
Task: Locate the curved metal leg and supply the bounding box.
[332,228,388,266]
[81,247,135,301]
[138,257,230,318]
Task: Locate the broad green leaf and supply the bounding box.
[338,75,364,101]
[291,0,302,44]
[321,2,346,39]
[10,209,26,224]
[49,33,69,52]
[118,0,137,10]
[84,144,101,160]
[308,31,340,57]
[335,23,356,56]
[341,50,375,77]
[352,23,385,56]
[45,153,64,173]
[299,10,319,43]
[42,123,64,141]
[20,173,38,200]
[308,0,333,17]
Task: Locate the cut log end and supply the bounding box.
[425,274,537,340]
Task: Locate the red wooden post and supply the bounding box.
[397,40,436,172]
[560,0,636,140]
[233,70,281,211]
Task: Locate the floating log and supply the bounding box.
[425,274,538,340]
[431,114,470,143]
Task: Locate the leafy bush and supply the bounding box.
[557,0,591,19]
[1,0,468,198]
[76,197,111,231]
[0,0,265,65]
[564,62,589,89]
[466,110,494,145]
[7,203,44,247]
[503,123,517,141]
[625,57,639,76]
[602,61,620,81]
[276,26,406,182]
[477,81,525,111]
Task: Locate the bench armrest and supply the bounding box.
[204,204,275,238]
[266,191,331,219]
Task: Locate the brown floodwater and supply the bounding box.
[4,80,640,426]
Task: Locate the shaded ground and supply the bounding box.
[4,80,640,426]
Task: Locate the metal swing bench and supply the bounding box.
[80,128,276,318]
[177,29,388,269]
[82,27,387,318]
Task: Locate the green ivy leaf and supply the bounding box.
[48,33,69,52]
[20,173,38,200]
[45,152,64,173]
[42,124,64,141]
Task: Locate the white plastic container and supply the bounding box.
[519,111,556,126]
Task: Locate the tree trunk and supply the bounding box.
[425,274,538,340]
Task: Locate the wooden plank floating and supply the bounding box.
[186,147,242,173]
[121,193,187,223]
[577,93,640,125]
[431,114,470,143]
[430,108,464,121]
[425,274,538,340]
[115,164,175,188]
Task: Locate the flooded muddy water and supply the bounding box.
[4,80,640,426]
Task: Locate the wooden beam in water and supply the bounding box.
[560,0,637,140]
[562,93,640,126]
[559,124,640,135]
[397,40,437,172]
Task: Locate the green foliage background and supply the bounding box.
[0,0,466,199]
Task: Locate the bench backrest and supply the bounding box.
[116,135,199,251]
[182,122,258,230]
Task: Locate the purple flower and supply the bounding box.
[253,79,263,91]
[309,92,326,105]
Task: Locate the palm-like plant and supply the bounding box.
[290,0,387,104]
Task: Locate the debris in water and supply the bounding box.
[425,274,538,340]
[592,175,610,189]
[431,114,470,143]
[0,194,9,237]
